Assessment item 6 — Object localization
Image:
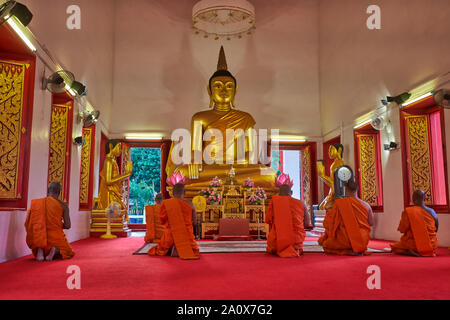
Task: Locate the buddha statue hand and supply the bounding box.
[317,161,325,178]
[188,163,202,179]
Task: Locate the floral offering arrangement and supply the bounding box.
[242,177,254,190]
[206,190,221,205]
[199,187,222,205]
[248,187,267,205]
[208,176,222,188]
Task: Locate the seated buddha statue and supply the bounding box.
[165,46,276,191]
[317,143,344,210]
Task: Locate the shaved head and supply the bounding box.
[155,193,164,204]
[48,182,61,197]
[279,185,292,196]
[173,184,185,199]
[412,190,425,206]
[346,180,358,195]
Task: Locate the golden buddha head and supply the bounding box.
[207,46,237,109]
[105,139,122,157]
[329,143,344,160]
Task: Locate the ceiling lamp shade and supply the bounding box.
[192,0,255,39]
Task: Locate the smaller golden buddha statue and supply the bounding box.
[317,143,344,210]
[98,140,133,211]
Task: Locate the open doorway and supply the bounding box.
[271,149,302,200]
[128,147,161,226]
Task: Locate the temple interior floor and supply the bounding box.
[0,236,449,300]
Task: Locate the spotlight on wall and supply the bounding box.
[71,81,87,96]
[0,1,33,27]
[384,141,398,151]
[386,92,411,105]
[43,70,75,93]
[78,110,100,127]
[73,136,85,146]
[434,89,450,109]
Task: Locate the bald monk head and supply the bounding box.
[279,184,293,196]
[345,180,358,197]
[173,184,185,199]
[48,182,62,199]
[155,193,164,204]
[412,190,425,207]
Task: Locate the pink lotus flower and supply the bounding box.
[275,173,294,188]
[167,171,187,186]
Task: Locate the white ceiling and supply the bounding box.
[13,0,450,139]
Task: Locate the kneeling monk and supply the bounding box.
[391,190,439,257]
[24,182,75,261]
[266,174,311,257]
[318,180,374,255]
[144,193,165,243]
[148,174,199,260]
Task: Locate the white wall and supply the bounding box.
[111,0,321,138]
[319,0,450,246]
[0,58,90,263]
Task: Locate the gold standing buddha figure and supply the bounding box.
[98,140,133,210]
[165,46,276,191]
[317,143,344,210]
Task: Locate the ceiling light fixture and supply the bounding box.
[192,0,255,40]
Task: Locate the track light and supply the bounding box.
[73,136,85,146]
[402,92,433,107]
[70,81,87,96]
[384,141,398,151]
[386,92,411,105]
[0,1,33,27]
[353,119,371,129]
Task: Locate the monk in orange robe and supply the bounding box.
[391,190,439,257]
[318,180,374,255]
[265,175,312,257]
[148,184,199,260]
[24,182,75,261]
[144,193,165,243]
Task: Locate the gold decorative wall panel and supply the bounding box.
[406,115,433,204]
[0,60,25,199]
[79,127,92,204]
[357,134,378,206]
[48,104,70,201]
[301,147,312,212]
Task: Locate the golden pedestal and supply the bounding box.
[191,183,270,239]
[90,209,131,238]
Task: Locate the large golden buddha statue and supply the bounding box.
[166,46,276,191]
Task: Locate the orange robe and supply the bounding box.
[265,195,306,257]
[24,197,75,259]
[148,198,199,260]
[391,206,438,257]
[318,197,371,255]
[144,204,165,243]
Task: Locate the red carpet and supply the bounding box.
[0,237,449,300]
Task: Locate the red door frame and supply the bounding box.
[48,93,74,203]
[122,139,171,230]
[399,95,449,213]
[353,124,384,212]
[322,136,341,197]
[79,124,96,210]
[0,22,37,210]
[269,141,318,206]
